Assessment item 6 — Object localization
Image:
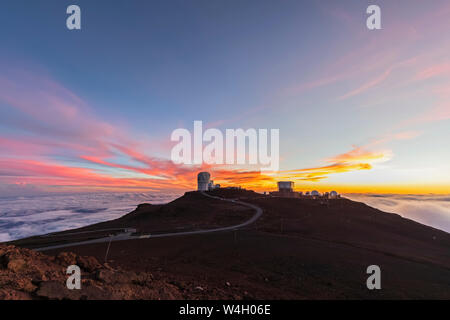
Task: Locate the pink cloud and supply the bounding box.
[337,68,393,101]
[337,58,418,101]
[398,84,450,128]
[0,71,117,145]
[0,67,197,191]
[414,63,450,81]
[0,158,195,191]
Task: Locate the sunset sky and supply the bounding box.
[1,0,450,196]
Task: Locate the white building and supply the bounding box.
[197,172,211,191]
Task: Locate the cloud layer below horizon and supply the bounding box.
[345,193,450,233]
[0,192,180,242]
[1,192,449,243]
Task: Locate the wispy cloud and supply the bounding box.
[337,58,417,101]
[325,146,389,164]
[206,143,393,190]
[337,68,393,101]
[0,66,405,194]
[0,67,201,193]
[398,83,450,128]
[414,62,450,81]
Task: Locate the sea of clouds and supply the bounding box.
[0,192,181,242]
[345,194,450,233]
[1,192,449,242]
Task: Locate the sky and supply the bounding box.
[0,0,450,196]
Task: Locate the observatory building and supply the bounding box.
[197,172,211,191]
[277,181,294,193]
[268,181,340,200]
[269,181,299,198]
[197,172,220,191]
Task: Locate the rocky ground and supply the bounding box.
[0,244,184,300]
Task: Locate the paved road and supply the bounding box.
[38,228,137,238]
[35,192,263,251]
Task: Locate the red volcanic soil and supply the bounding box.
[7,189,450,299]
[0,244,185,300]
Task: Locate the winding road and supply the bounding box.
[35,192,263,252]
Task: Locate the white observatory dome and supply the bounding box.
[311,190,320,196]
[330,191,338,198]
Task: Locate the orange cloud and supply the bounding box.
[325,146,388,164]
[0,158,197,191]
[194,145,389,192]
